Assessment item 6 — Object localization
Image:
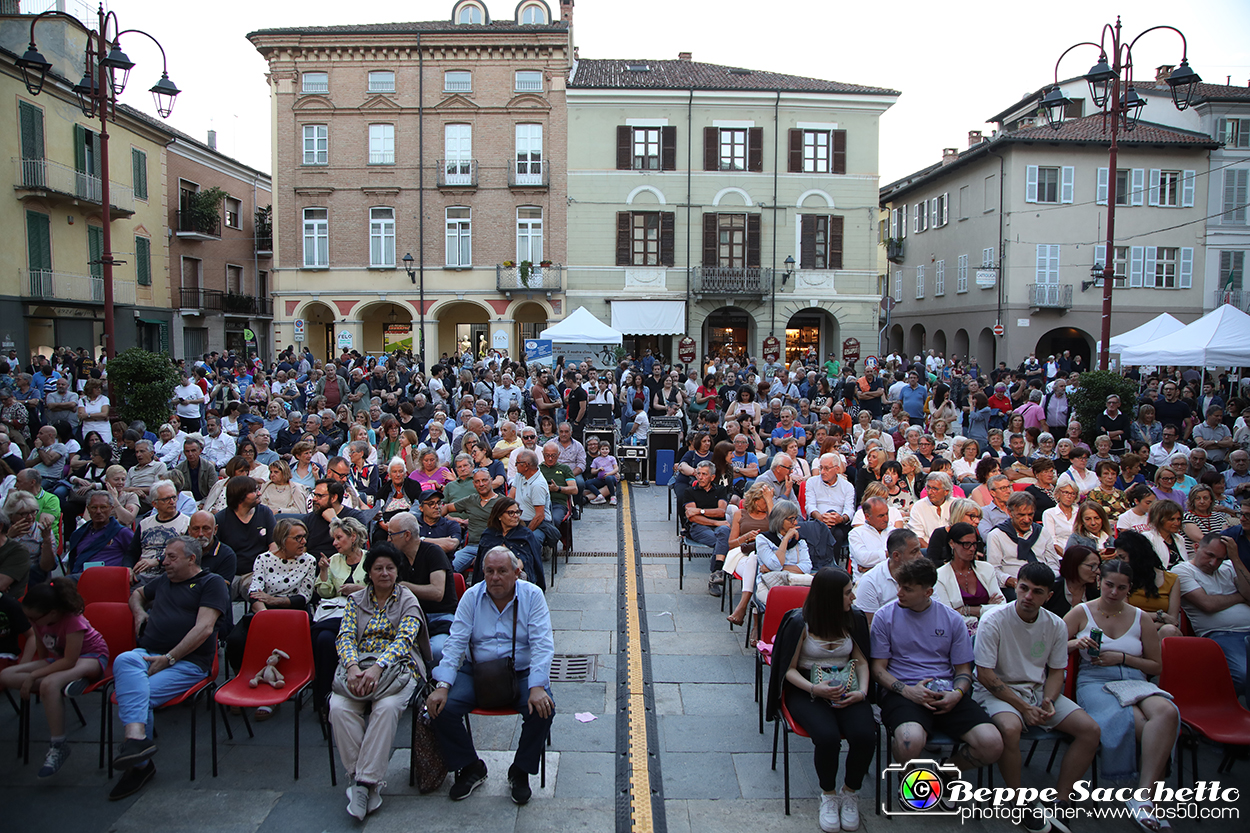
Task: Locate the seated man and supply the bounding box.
[986,492,1058,598]
[803,452,854,569]
[848,497,892,577]
[445,468,502,573]
[1173,531,1250,696]
[26,424,67,494]
[426,547,555,806]
[512,450,559,553]
[109,536,229,800]
[128,482,190,587]
[684,461,729,594]
[975,562,1100,827]
[870,557,1003,784]
[54,491,135,576]
[388,512,457,665]
[907,471,953,549]
[538,443,577,526]
[853,528,923,623]
[414,489,461,553]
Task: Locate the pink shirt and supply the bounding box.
[38,613,109,660]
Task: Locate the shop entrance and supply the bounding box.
[785,314,822,365]
[704,307,753,362]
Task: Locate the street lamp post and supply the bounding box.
[1039,16,1199,371]
[402,252,424,362]
[15,3,179,360]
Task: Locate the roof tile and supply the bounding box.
[570,58,897,96]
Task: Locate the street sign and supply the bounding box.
[762,336,781,363]
[677,336,696,365]
[842,338,861,362]
[976,269,998,288]
[337,330,353,349]
[293,319,305,342]
[880,296,896,314]
[993,323,1005,337]
[243,328,256,342]
[865,356,879,372]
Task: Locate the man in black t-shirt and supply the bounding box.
[1154,380,1195,439]
[109,536,229,800]
[389,513,456,664]
[564,370,589,439]
[0,593,31,655]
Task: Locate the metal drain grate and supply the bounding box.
[550,654,597,683]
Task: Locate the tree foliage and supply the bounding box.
[106,348,179,430]
[1069,370,1139,443]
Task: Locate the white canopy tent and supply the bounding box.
[539,306,624,344]
[1118,304,1250,367]
[1101,313,1186,354]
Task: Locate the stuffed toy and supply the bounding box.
[249,648,290,689]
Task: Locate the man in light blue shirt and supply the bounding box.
[427,547,555,805]
[898,372,928,421]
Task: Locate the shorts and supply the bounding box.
[48,652,108,672]
[879,690,993,741]
[974,689,1080,731]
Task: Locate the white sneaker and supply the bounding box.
[819,792,842,833]
[840,789,860,831]
[590,494,606,505]
[346,784,369,820]
[366,783,383,814]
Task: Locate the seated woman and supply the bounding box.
[586,441,619,506]
[330,543,429,820]
[951,439,981,492]
[259,459,309,515]
[311,516,370,715]
[1115,483,1155,532]
[878,460,913,519]
[290,441,323,490]
[1141,499,1187,569]
[408,447,454,494]
[376,457,421,534]
[765,568,873,833]
[1149,466,1186,507]
[1057,447,1098,497]
[1044,544,1100,617]
[933,521,1004,637]
[751,500,814,607]
[1115,529,1183,639]
[1065,560,1178,831]
[967,457,1000,507]
[850,483,906,529]
[1182,484,1230,554]
[1042,482,1081,561]
[1066,501,1115,556]
[473,497,544,590]
[1088,460,1128,519]
[723,483,774,627]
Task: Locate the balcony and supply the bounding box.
[175,210,221,240]
[692,266,774,297]
[24,269,136,305]
[1215,289,1250,312]
[255,235,273,257]
[886,238,904,263]
[438,160,477,188]
[222,292,273,317]
[508,162,548,188]
[1027,283,1073,310]
[13,157,135,215]
[496,264,562,293]
[178,287,225,313]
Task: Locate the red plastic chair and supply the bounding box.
[771,693,881,817]
[754,585,810,734]
[465,707,550,788]
[1160,636,1250,782]
[213,609,315,779]
[1177,607,1195,637]
[77,567,132,607]
[795,479,807,519]
[79,602,137,769]
[453,571,466,601]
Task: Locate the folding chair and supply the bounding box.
[1161,636,1250,783]
[754,586,810,734]
[771,692,881,816]
[77,566,132,607]
[78,602,137,769]
[466,706,551,788]
[108,652,219,780]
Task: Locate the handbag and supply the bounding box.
[312,597,349,623]
[410,689,448,793]
[810,663,858,694]
[470,599,519,710]
[332,652,412,702]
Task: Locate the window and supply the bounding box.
[1224,169,1248,224]
[370,207,395,267]
[704,126,762,172]
[799,215,843,269]
[1093,245,1129,288]
[515,124,543,183]
[1218,118,1250,149]
[369,124,395,165]
[301,72,328,93]
[913,202,927,233]
[457,3,484,23]
[258,271,268,299]
[135,236,151,286]
[889,204,907,239]
[1035,244,1060,283]
[932,193,949,227]
[368,71,395,93]
[1221,251,1245,291]
[803,131,828,172]
[720,128,747,171]
[633,127,659,170]
[1148,169,1194,207]
[303,124,328,165]
[181,256,200,291]
[1099,168,1132,206]
[515,71,542,92]
[701,213,760,270]
[984,174,996,212]
[226,264,243,294]
[935,260,945,296]
[445,207,471,267]
[1037,167,1059,203]
[183,327,207,359]
[616,211,675,266]
[444,124,472,183]
[444,71,471,93]
[957,254,968,293]
[787,129,846,174]
[892,269,903,302]
[958,185,969,220]
[519,3,547,23]
[224,197,240,230]
[1154,247,1179,288]
[617,125,676,171]
[303,208,328,267]
[516,207,543,263]
[131,148,147,200]
[1026,165,1074,204]
[915,265,925,299]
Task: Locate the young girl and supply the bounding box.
[0,578,108,778]
[586,442,620,506]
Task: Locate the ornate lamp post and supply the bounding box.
[402,252,424,361]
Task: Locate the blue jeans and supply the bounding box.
[427,613,454,667]
[586,475,618,498]
[453,545,479,572]
[685,522,720,557]
[113,649,211,746]
[1206,630,1249,696]
[432,665,554,774]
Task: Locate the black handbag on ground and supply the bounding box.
[470,599,519,710]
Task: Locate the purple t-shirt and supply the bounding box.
[38,612,109,660]
[870,600,973,685]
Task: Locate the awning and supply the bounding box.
[610,300,686,336]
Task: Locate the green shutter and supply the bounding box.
[135,236,151,285]
[90,130,101,177]
[74,124,87,174]
[88,225,103,279]
[132,148,148,200]
[26,211,52,271]
[19,102,44,160]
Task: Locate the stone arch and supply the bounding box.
[954,329,970,363]
[1034,326,1094,369]
[355,300,415,355]
[293,300,338,363]
[626,185,667,205]
[907,323,926,358]
[977,327,997,370]
[888,324,904,354]
[711,186,754,207]
[932,330,948,358]
[796,189,835,209]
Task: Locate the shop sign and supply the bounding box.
[337,330,354,349]
[842,338,861,362]
[762,336,781,363]
[678,336,696,364]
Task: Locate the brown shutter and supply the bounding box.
[832,129,847,175]
[799,214,817,269]
[702,213,718,266]
[746,214,761,268]
[616,126,632,170]
[659,212,675,266]
[703,126,719,171]
[748,127,764,172]
[616,212,632,265]
[661,126,677,171]
[788,129,803,173]
[829,215,844,269]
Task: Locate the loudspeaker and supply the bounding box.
[619,444,649,483]
[648,428,681,482]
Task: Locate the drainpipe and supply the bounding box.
[417,32,425,369]
[685,88,693,347]
[987,145,1006,362]
[770,91,779,347]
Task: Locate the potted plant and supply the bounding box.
[519,260,533,287]
[187,186,228,235]
[886,237,904,263]
[539,259,552,268]
[255,204,272,251]
[502,260,515,268]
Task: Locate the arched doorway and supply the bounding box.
[976,328,997,373]
[358,302,414,356]
[784,307,840,367]
[907,323,926,358]
[888,324,904,354]
[434,301,490,361]
[301,301,336,363]
[932,330,948,360]
[1035,327,1093,370]
[953,329,970,364]
[702,306,756,362]
[514,301,548,345]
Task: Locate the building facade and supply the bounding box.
[880,114,1216,369]
[565,56,897,366]
[248,0,572,364]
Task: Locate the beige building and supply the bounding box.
[248,0,572,364]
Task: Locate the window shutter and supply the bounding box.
[912,204,920,234]
[1060,166,1075,203]
[1227,170,1249,224]
[746,214,761,268]
[659,212,675,266]
[983,246,995,268]
[788,129,803,173]
[74,124,87,174]
[899,204,906,238]
[889,207,899,239]
[26,210,51,271]
[616,126,631,170]
[1096,167,1108,205]
[799,214,816,269]
[1025,165,1039,203]
[1143,246,1157,288]
[703,127,719,171]
[747,127,764,172]
[1131,169,1145,206]
[935,260,945,295]
[916,265,925,299]
[132,148,147,200]
[87,225,103,279]
[828,216,843,269]
[1129,246,1144,287]
[1094,244,1107,277]
[930,198,938,228]
[941,193,949,225]
[616,212,631,266]
[831,130,846,175]
[89,130,101,177]
[661,126,677,171]
[1181,170,1196,207]
[1179,247,1194,289]
[702,213,718,265]
[19,102,43,160]
[1148,169,1161,206]
[135,236,151,286]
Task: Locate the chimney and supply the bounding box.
[941,148,959,165]
[207,130,217,150]
[678,52,692,62]
[1156,65,1175,82]
[968,130,984,148]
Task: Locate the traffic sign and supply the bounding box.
[293,319,305,342]
[993,323,1005,337]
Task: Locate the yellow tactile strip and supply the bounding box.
[620,483,655,833]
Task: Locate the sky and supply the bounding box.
[77,0,1250,183]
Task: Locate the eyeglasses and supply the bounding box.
[290,533,308,541]
[504,508,522,516]
[953,539,978,548]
